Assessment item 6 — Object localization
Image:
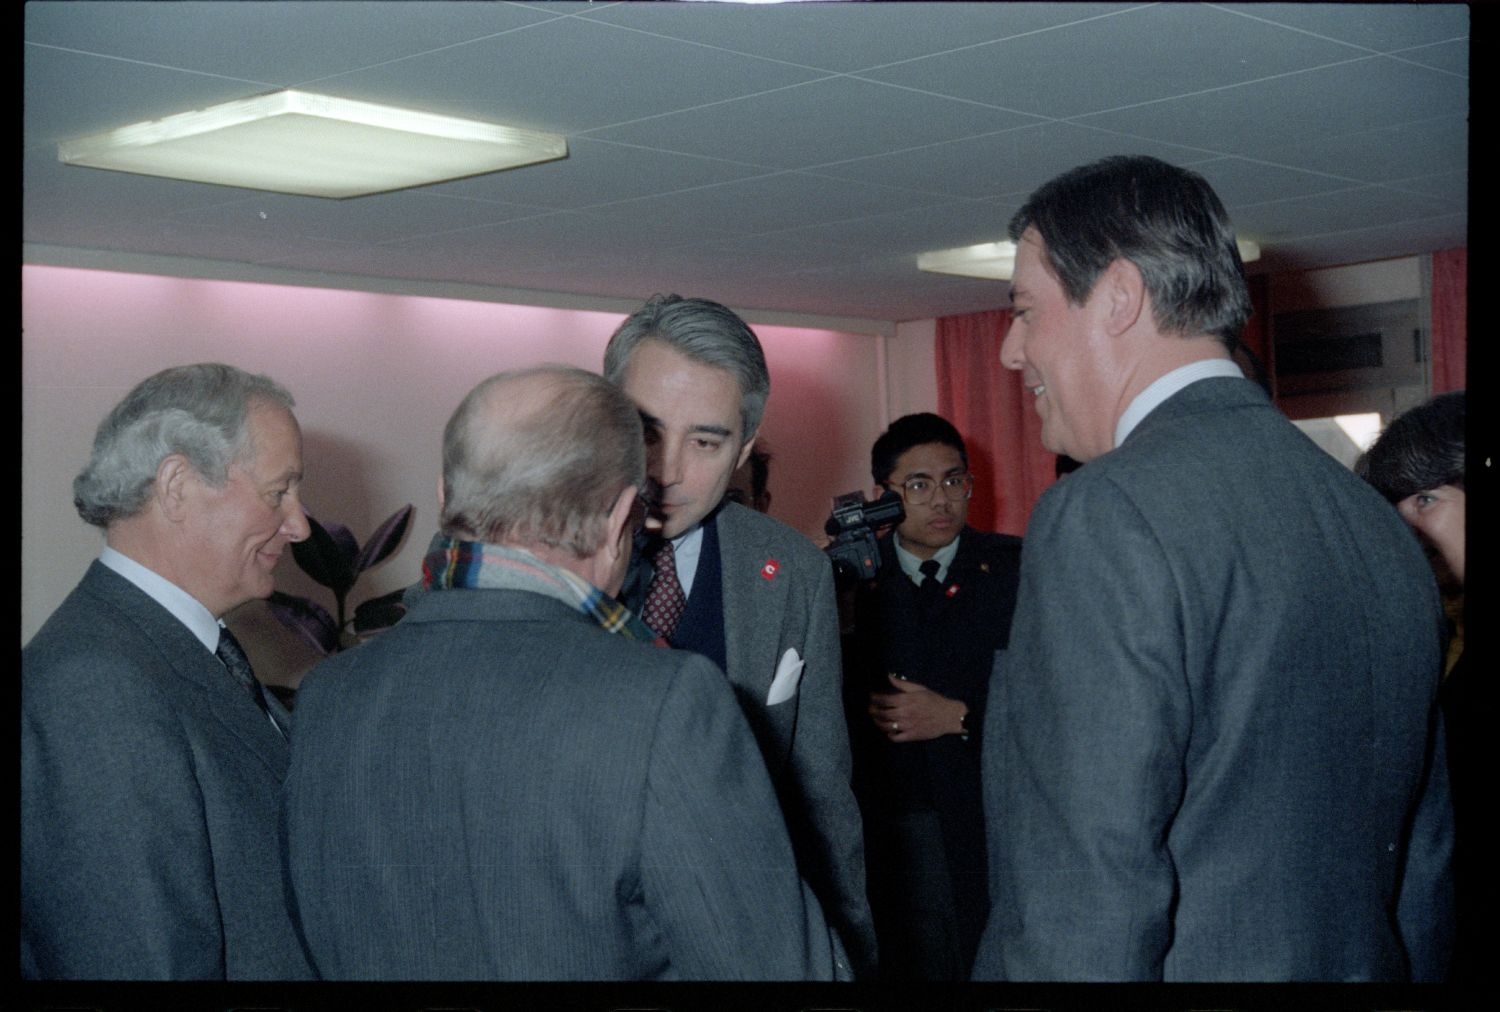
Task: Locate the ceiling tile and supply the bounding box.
[1076,57,1467,159]
[809,121,1210,200]
[429,138,768,209]
[1218,3,1468,53]
[586,76,1039,170]
[862,4,1367,119]
[24,1,553,86]
[576,2,1133,74]
[581,172,953,238]
[306,15,827,134]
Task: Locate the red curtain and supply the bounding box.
[935,310,1056,536]
[1430,247,1466,394]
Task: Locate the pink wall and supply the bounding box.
[22,265,890,678]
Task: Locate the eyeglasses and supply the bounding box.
[889,473,973,506]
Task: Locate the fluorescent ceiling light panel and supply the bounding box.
[917,241,1017,281]
[58,90,568,198]
[918,237,1262,282]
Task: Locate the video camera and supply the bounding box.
[823,489,904,585]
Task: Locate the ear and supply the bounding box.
[1098,257,1147,337]
[734,431,759,470]
[154,454,195,523]
[603,484,639,562]
[436,474,446,512]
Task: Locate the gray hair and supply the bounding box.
[441,365,645,557]
[73,363,295,528]
[602,294,770,439]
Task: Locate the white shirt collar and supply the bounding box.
[99,545,222,653]
[893,531,961,586]
[1114,358,1244,448]
[668,523,705,600]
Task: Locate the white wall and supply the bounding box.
[23,264,935,680]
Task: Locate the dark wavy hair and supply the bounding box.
[1010,155,1252,345]
[1355,390,1466,503]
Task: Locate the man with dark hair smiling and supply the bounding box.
[974,155,1453,982]
[845,412,1022,980]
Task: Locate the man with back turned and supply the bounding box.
[282,365,842,979]
[973,155,1453,981]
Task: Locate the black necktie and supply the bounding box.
[918,559,944,604]
[215,627,286,741]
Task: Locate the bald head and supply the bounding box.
[441,366,645,557]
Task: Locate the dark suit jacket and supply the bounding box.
[622,502,874,976]
[21,562,313,979]
[974,377,1453,982]
[846,528,1022,972]
[282,585,842,980]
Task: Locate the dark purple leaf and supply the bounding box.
[352,586,409,635]
[266,591,341,655]
[354,504,413,574]
[290,514,358,596]
[323,520,359,562]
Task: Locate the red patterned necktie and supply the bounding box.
[641,539,687,640]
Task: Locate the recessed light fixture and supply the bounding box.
[918,237,1262,282]
[917,241,1018,281]
[57,90,568,199]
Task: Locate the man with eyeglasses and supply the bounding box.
[843,412,1023,980]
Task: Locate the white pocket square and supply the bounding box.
[766,647,804,706]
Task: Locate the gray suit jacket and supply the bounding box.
[22,562,313,979]
[282,585,843,980]
[974,377,1452,982]
[626,503,874,976]
[718,504,875,975]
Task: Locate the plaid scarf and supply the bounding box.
[421,534,663,644]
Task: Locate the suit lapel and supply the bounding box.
[83,563,290,777]
[716,504,786,698]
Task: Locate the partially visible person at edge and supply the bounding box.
[23,363,314,979]
[1358,388,1473,981]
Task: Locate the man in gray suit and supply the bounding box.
[973,156,1453,981]
[283,365,843,980]
[605,295,875,978]
[22,363,314,979]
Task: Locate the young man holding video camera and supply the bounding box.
[844,412,1023,981]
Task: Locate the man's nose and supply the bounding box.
[999,326,1025,371]
[653,438,685,488]
[283,504,311,543]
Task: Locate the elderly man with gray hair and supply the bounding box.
[23,363,314,979]
[282,365,843,980]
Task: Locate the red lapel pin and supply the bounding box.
[761,559,780,581]
[946,583,960,598]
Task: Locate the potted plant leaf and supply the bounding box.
[268,504,414,655]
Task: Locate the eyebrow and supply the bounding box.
[901,465,966,481]
[638,411,733,439]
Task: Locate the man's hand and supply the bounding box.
[867,673,966,743]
